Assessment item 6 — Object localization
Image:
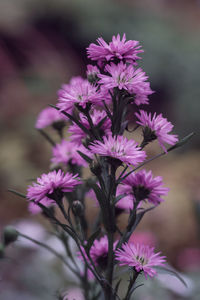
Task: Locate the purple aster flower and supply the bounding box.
[120,169,169,205]
[87,34,143,67]
[135,110,178,152]
[115,243,166,279]
[68,109,111,145]
[98,62,153,105]
[51,140,93,167]
[35,107,66,129]
[27,170,81,203]
[89,135,146,166]
[57,76,103,112]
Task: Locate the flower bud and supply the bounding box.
[72,200,84,217]
[3,226,19,246]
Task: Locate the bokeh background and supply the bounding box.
[0,0,200,299]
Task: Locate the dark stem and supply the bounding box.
[124,271,140,300]
[105,164,117,299]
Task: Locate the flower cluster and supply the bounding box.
[10,33,183,300]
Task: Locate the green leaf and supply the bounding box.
[85,227,101,254]
[168,132,194,152]
[77,150,93,164]
[155,265,187,287]
[8,189,26,199]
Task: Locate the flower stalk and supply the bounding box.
[6,33,192,300]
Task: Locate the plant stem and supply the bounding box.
[105,164,117,299]
[124,271,139,300]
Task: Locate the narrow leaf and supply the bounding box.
[86,227,101,254]
[8,189,26,199]
[49,104,90,135]
[168,132,194,152]
[77,150,93,164]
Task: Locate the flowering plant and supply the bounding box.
[4,34,193,300]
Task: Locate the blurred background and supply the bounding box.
[0,0,200,299]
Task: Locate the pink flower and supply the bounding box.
[51,140,93,166]
[89,135,146,166]
[27,170,81,203]
[135,110,178,152]
[87,34,143,66]
[35,107,66,129]
[115,243,166,279]
[120,169,169,205]
[57,76,103,112]
[68,109,111,145]
[98,62,153,105]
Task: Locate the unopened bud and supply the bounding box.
[72,200,84,217]
[3,226,19,246]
